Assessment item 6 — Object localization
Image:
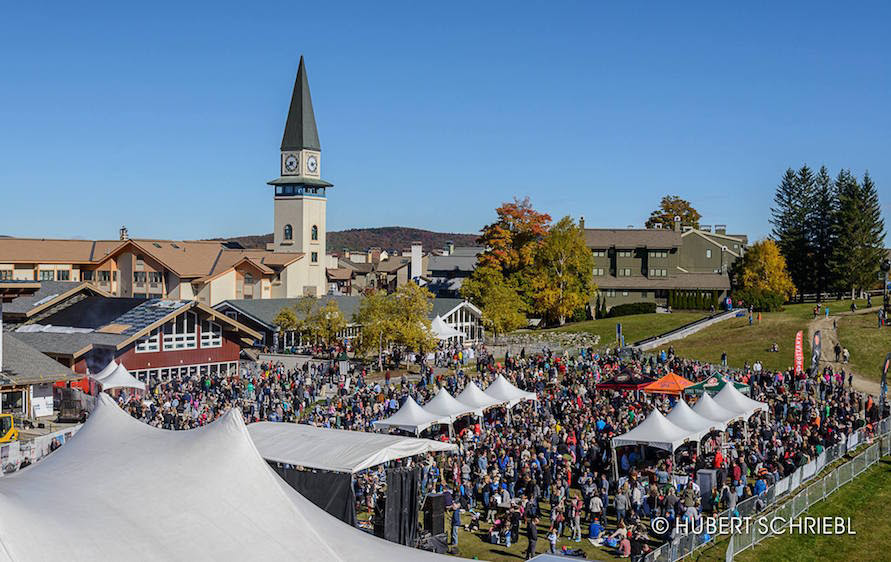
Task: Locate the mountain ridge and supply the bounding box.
[219,226,480,252]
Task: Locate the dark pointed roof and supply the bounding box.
[281,56,321,152]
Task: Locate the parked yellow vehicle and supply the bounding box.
[0,413,18,443]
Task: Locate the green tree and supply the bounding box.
[771,166,814,296]
[645,195,701,230]
[389,283,438,355]
[354,290,393,366]
[528,216,596,325]
[478,275,527,336]
[810,166,839,298]
[293,295,317,342]
[273,307,297,333]
[833,170,886,297]
[307,299,346,350]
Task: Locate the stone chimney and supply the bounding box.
[715,224,727,235]
[370,247,382,265]
[446,240,454,256]
[673,216,681,232]
[410,241,423,280]
[579,216,585,229]
[342,247,350,260]
[119,225,129,240]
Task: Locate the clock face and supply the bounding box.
[284,153,299,173]
[306,155,318,173]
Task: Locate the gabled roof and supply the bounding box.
[680,229,742,257]
[281,56,320,151]
[1,333,80,386]
[583,228,681,249]
[2,281,111,317]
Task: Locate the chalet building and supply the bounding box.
[6,287,261,387]
[584,219,748,309]
[215,296,483,350]
[327,242,429,296]
[424,246,483,298]
[0,57,332,306]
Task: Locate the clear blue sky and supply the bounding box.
[1,1,888,242]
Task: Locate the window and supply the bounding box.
[592,250,606,257]
[56,270,70,281]
[0,270,11,280]
[311,252,318,263]
[201,319,222,348]
[97,271,111,282]
[649,250,668,259]
[135,328,161,353]
[649,269,667,277]
[617,250,634,258]
[641,291,648,298]
[81,270,93,281]
[148,272,162,284]
[162,311,198,350]
[617,268,632,277]
[593,268,605,276]
[622,290,629,296]
[311,225,318,241]
[606,289,616,297]
[243,273,253,285]
[706,249,712,259]
[134,272,147,284]
[283,224,293,241]
[136,255,144,267]
[39,270,54,281]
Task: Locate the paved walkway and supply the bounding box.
[808,306,881,396]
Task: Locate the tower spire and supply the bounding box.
[281,56,320,151]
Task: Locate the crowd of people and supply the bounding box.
[113,338,884,560]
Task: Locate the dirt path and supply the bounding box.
[808,306,882,396]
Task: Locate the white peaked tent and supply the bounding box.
[692,392,743,424]
[0,395,455,562]
[610,408,695,480]
[93,363,146,392]
[372,396,447,436]
[713,383,769,421]
[248,422,457,474]
[484,374,537,407]
[92,360,118,379]
[666,399,726,443]
[430,315,463,340]
[455,381,504,414]
[423,387,475,422]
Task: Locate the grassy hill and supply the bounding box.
[218,227,479,252]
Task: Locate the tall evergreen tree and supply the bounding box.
[833,170,886,297]
[770,167,812,296]
[810,165,839,298]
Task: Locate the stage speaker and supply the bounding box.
[423,494,445,535]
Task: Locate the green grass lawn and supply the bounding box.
[837,312,890,382]
[693,459,891,562]
[552,311,707,347]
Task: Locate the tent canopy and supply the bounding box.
[0,395,454,561]
[92,359,118,379]
[455,381,504,413]
[611,408,695,453]
[430,315,462,340]
[91,363,145,392]
[422,387,475,422]
[691,392,744,424]
[248,422,456,474]
[665,399,727,439]
[642,372,693,396]
[484,374,537,407]
[713,383,768,420]
[684,375,750,396]
[372,396,447,435]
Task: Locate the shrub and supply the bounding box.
[608,302,658,317]
[732,287,785,312]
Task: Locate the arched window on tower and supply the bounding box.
[311,225,318,241]
[283,224,293,241]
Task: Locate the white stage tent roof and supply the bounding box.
[455,382,504,413]
[713,383,769,420]
[247,422,456,474]
[92,359,118,379]
[611,408,694,453]
[372,396,447,435]
[665,399,726,439]
[423,387,475,422]
[0,395,455,562]
[692,392,744,424]
[92,362,145,392]
[430,315,463,340]
[484,374,537,407]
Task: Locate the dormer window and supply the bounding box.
[311,225,318,241]
[284,224,293,241]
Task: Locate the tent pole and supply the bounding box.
[611,444,619,482]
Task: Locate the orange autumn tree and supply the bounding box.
[477,197,551,275]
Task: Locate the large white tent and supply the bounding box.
[665,399,726,443]
[611,408,694,453]
[92,359,118,379]
[248,422,456,474]
[692,392,743,424]
[422,387,475,422]
[0,395,454,561]
[372,396,447,435]
[92,362,145,392]
[430,315,463,340]
[455,381,504,413]
[713,383,769,420]
[484,374,537,407]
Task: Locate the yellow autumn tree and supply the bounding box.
[736,239,796,299]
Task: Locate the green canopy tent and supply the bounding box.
[684,375,750,397]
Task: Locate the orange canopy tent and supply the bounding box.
[642,372,693,396]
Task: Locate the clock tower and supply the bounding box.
[268,56,332,296]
